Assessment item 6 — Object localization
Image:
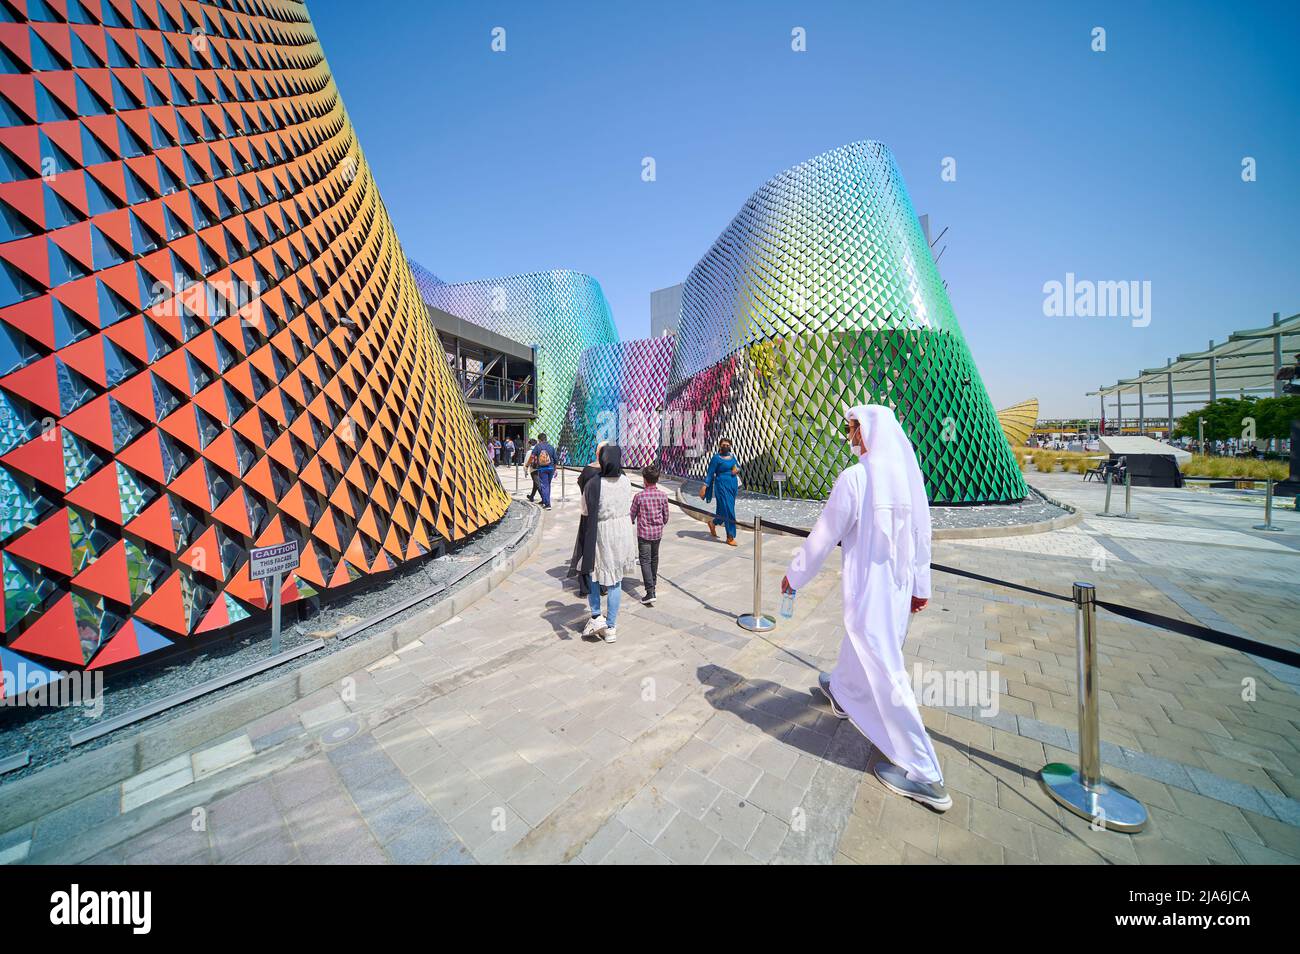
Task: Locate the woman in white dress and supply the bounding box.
[570,445,637,643]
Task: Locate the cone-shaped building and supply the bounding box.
[412,268,619,445]
[0,0,508,681]
[661,141,1027,503]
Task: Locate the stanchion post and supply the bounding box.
[1076,583,1101,788]
[737,515,776,633]
[1098,469,1114,516]
[1098,465,1136,519]
[1039,582,1147,832]
[1253,479,1284,532]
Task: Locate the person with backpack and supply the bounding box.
[529,432,557,509]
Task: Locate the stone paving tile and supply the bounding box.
[664,768,723,820]
[365,790,437,846]
[653,810,720,864]
[600,831,671,865]
[120,754,194,813]
[384,812,463,863]
[120,814,211,865]
[507,773,571,828]
[30,787,120,854]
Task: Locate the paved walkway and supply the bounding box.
[9,467,1300,864]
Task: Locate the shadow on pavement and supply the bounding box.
[695,664,871,773]
[540,599,589,641]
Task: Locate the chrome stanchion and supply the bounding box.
[1039,583,1147,832]
[737,515,776,633]
[1097,466,1136,519]
[1097,470,1114,516]
[1253,479,1284,532]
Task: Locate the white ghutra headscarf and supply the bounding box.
[846,404,931,587]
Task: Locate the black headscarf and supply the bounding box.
[568,445,622,594]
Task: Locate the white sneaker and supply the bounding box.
[581,615,607,638]
[602,627,617,643]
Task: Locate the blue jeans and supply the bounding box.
[537,467,554,506]
[586,576,621,627]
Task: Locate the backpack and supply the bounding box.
[537,448,551,467]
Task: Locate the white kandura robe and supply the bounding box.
[784,405,943,784]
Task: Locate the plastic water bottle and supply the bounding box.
[779,588,797,619]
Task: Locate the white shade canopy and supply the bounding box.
[1089,311,1299,401]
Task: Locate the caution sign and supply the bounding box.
[248,540,300,581]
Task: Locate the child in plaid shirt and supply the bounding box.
[630,465,670,605]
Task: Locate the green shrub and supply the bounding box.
[1179,454,1287,481]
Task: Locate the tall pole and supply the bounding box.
[1166,359,1174,437]
[1209,341,1218,403]
[1274,313,1283,398]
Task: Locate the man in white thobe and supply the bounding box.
[781,404,950,811]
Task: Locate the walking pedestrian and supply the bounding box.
[630,464,669,605]
[568,445,636,643]
[529,432,557,509]
[525,438,540,501]
[699,438,739,546]
[780,405,949,811]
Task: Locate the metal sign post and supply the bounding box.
[737,515,776,633]
[1039,583,1147,832]
[773,471,786,500]
[249,540,300,654]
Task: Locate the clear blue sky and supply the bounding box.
[307,0,1299,419]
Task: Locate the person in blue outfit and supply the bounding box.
[698,438,739,546]
[529,432,557,510]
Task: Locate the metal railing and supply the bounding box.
[458,370,533,406]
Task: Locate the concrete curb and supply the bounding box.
[933,483,1082,540]
[0,504,544,838]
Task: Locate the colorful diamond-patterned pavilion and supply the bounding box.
[0,0,507,686]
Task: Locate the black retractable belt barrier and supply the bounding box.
[657,482,1298,669]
